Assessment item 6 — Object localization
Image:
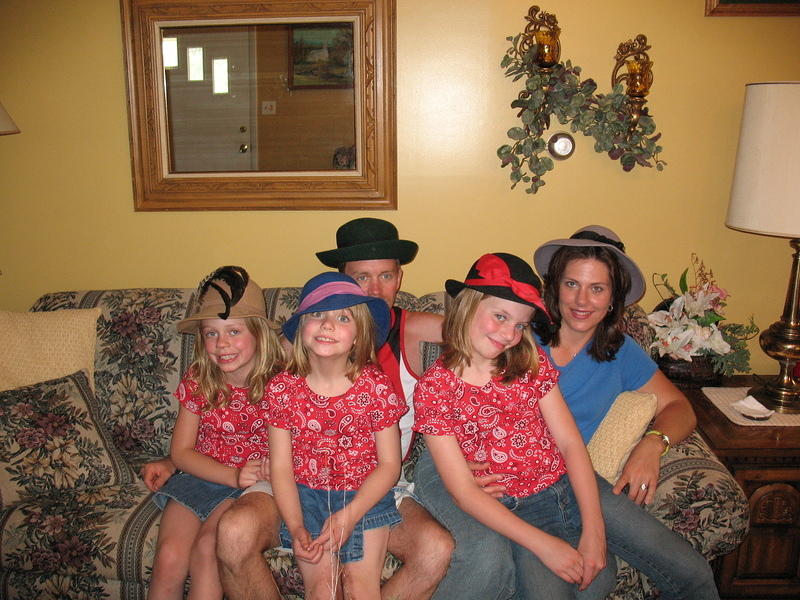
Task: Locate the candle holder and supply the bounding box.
[611,35,654,130]
[518,6,561,71]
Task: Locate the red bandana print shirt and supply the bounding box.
[268,364,407,491]
[174,374,269,468]
[413,351,566,497]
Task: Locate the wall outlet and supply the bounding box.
[261,100,276,115]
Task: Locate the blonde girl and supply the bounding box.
[149,266,283,600]
[413,253,718,600]
[268,272,405,600]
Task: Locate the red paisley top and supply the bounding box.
[268,364,406,490]
[413,352,565,498]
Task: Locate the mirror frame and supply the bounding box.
[120,0,396,211]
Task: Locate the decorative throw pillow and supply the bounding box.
[0,308,101,392]
[0,370,129,508]
[587,391,658,483]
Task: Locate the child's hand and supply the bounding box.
[531,533,585,586]
[140,458,176,492]
[466,460,506,498]
[316,508,356,553]
[291,527,324,564]
[238,459,263,488]
[576,531,607,590]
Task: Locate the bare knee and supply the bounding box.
[389,500,453,580]
[216,495,279,566]
[191,527,218,565]
[406,520,453,576]
[153,535,191,577]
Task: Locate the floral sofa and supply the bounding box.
[0,286,749,599]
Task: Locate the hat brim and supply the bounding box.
[177,310,276,334]
[282,294,390,346]
[316,240,418,268]
[445,279,545,311]
[533,238,645,306]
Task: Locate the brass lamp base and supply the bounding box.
[750,239,800,414]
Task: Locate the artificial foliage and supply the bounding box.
[648,255,759,377]
[497,33,665,194]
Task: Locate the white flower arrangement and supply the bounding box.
[647,255,758,376]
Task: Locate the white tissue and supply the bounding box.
[731,395,775,420]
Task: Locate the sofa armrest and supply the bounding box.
[648,430,749,560]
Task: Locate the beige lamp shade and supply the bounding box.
[726,82,800,238]
[0,101,20,135]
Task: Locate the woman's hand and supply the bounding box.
[466,460,506,498]
[140,457,176,492]
[612,434,663,505]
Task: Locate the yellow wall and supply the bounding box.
[1,1,799,374]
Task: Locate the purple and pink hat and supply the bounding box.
[282,272,391,345]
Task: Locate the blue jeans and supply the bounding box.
[279,484,401,563]
[414,449,719,600]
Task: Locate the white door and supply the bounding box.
[163,26,257,172]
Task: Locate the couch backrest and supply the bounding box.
[31,287,652,467]
[30,287,431,467]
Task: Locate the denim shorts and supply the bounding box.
[152,471,243,521]
[280,484,401,563]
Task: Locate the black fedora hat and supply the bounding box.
[316,218,418,268]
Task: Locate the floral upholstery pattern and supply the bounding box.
[0,286,748,599]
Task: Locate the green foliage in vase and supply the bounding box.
[497,34,666,194]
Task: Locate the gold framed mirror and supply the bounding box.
[121,0,396,210]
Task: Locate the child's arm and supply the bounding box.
[169,405,239,488]
[425,432,586,586]
[538,384,607,590]
[316,423,402,552]
[267,425,324,564]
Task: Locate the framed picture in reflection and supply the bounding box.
[289,23,354,89]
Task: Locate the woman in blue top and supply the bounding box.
[532,224,696,506]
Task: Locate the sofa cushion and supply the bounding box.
[587,391,657,483]
[31,289,196,468]
[0,481,155,598]
[0,370,133,508]
[0,308,101,392]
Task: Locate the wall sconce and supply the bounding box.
[498,6,664,194]
[611,35,653,131]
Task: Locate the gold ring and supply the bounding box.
[640,483,648,491]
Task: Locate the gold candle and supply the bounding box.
[625,59,652,97]
[534,29,559,68]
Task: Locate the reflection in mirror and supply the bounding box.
[162,23,357,173]
[121,0,395,211]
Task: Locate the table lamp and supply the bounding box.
[0,101,20,135]
[726,81,800,413]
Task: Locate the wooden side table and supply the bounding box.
[685,377,800,599]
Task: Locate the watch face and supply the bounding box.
[547,132,575,160]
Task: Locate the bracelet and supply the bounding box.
[645,430,671,456]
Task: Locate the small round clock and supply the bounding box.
[547,132,575,160]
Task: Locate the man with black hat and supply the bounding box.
[214,218,453,600]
